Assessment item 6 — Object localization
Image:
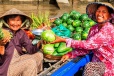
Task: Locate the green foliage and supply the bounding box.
[30,11,51,30]
[0,28,3,40]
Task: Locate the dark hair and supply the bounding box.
[4,14,26,23]
[96,4,113,14]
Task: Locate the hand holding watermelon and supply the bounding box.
[0,29,12,44]
[0,29,12,55]
[51,35,66,44]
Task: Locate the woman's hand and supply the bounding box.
[0,46,5,55]
[37,40,50,49]
[51,35,66,44]
[0,38,10,55]
[37,40,43,49]
[0,38,10,46]
[61,54,70,62]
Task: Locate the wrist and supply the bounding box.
[65,54,70,58]
[61,38,66,42]
[0,46,5,55]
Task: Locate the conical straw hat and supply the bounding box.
[86,2,114,21]
[0,8,33,24]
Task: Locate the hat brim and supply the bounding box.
[86,2,114,21]
[0,8,33,24]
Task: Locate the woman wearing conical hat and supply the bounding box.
[0,8,43,76]
[52,2,114,76]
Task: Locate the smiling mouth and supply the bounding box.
[97,16,103,20]
[11,25,20,27]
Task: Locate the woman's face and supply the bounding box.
[95,5,111,23]
[7,16,22,31]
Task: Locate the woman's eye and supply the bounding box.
[102,11,107,13]
[10,19,15,21]
[96,10,100,12]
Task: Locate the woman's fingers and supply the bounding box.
[1,38,10,45]
[51,36,62,43]
[61,55,69,62]
[3,38,9,43]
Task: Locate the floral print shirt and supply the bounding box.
[66,22,114,75]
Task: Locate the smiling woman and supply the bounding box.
[96,6,111,22]
[86,2,114,22]
[51,2,114,76]
[6,15,23,31]
[0,8,43,76]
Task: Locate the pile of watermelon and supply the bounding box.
[53,10,96,40]
[43,42,72,56]
[41,30,72,57]
[40,10,96,59]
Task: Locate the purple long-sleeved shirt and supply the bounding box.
[0,29,39,76]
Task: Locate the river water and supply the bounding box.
[0,0,113,18]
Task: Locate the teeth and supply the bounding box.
[97,16,103,19]
[13,26,17,28]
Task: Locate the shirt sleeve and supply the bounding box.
[66,49,90,58]
[21,31,39,54]
[66,22,114,58]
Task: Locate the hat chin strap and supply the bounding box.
[0,19,9,28]
[0,19,30,29]
[21,19,30,29]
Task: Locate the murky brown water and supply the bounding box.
[0,0,113,18]
[0,1,60,18]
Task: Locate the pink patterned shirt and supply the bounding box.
[66,22,114,75]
